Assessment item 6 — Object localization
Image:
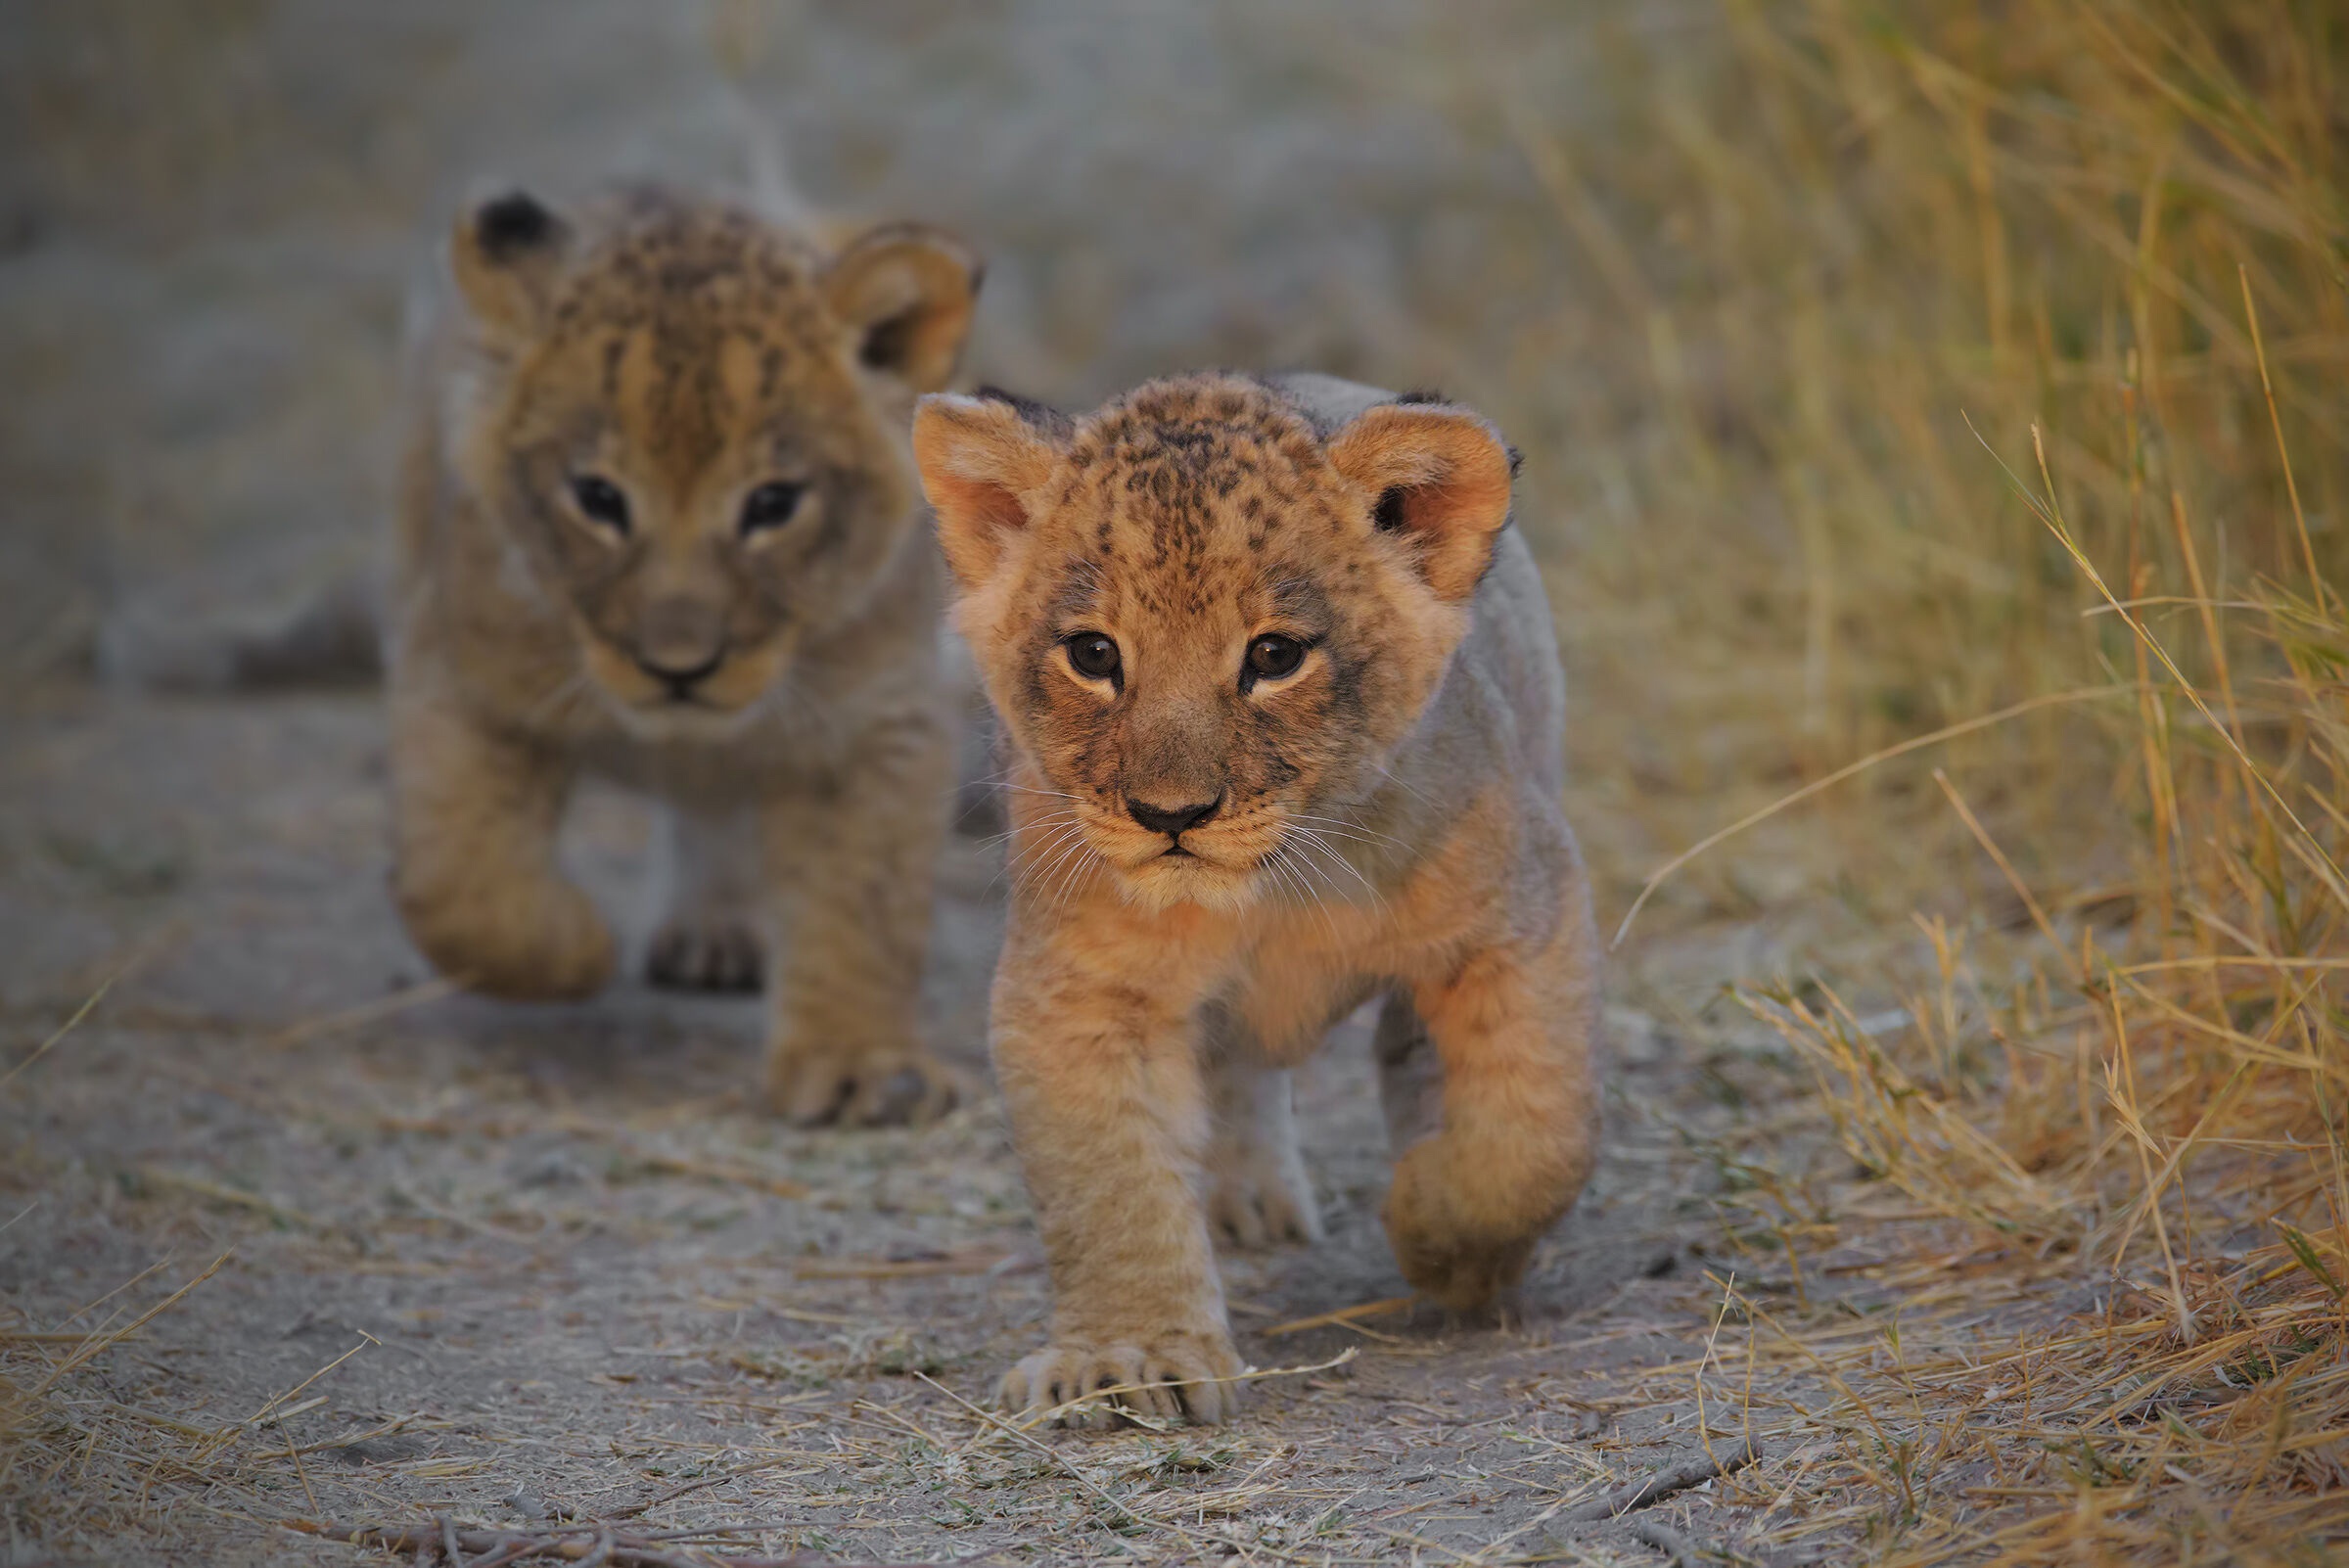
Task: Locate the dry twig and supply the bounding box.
[285,1517,918,1567]
[1560,1441,1761,1523]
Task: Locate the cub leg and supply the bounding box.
[1202,1006,1321,1249]
[388,693,614,999]
[1379,917,1601,1314]
[646,805,764,992]
[992,930,1245,1426]
[1371,989,1444,1157]
[760,716,961,1127]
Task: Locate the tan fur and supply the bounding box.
[912,372,1601,1424]
[390,185,980,1124]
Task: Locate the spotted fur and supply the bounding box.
[390,185,980,1125]
[913,372,1602,1425]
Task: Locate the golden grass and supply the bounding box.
[7,2,2348,1561]
[1503,1,2349,1559]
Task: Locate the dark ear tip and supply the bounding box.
[474,191,558,259]
[973,385,1075,438]
[1506,444,1524,478]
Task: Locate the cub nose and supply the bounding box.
[1126,794,1222,837]
[636,648,723,693]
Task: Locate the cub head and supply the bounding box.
[911,374,1515,913]
[447,187,980,735]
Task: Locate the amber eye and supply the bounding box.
[739,481,804,536]
[569,474,631,535]
[1244,634,1308,684]
[1063,632,1122,684]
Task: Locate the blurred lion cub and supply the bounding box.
[912,371,1601,1423]
[391,186,978,1124]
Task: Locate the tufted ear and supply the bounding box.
[1324,401,1516,603]
[824,222,983,393]
[911,391,1066,590]
[449,189,574,338]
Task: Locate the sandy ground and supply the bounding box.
[0,687,1783,1566]
[0,5,1872,1564]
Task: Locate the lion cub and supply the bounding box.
[390,186,978,1124]
[911,372,1601,1423]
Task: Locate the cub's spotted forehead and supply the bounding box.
[1046,376,1357,558]
[508,200,854,480]
[1015,377,1371,623]
[1065,378,1326,484]
[547,198,829,340]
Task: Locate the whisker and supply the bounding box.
[1029,829,1091,891]
[1284,824,1387,908]
[1044,837,1103,924]
[1020,823,1096,911]
[986,780,1082,801]
[1287,824,1404,868]
[1369,763,1439,811]
[1287,812,1408,853]
[1262,849,1307,910]
[1289,840,1349,905]
[1009,819,1087,887]
[523,670,591,729]
[981,808,1077,853]
[1286,835,1378,941]
[987,814,1082,895]
[1297,855,1348,945]
[1264,847,1344,947]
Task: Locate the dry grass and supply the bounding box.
[0,1244,355,1549]
[7,2,2349,1563]
[1488,1,2349,1561]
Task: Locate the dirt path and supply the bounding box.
[2,690,1769,1566]
[0,8,1853,1563]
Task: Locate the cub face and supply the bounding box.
[448,189,979,737]
[912,375,1516,913]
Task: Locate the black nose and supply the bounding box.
[637,649,723,695]
[1127,794,1222,837]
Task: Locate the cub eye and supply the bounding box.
[739,481,805,536]
[568,474,631,535]
[1245,634,1308,684]
[1063,632,1123,685]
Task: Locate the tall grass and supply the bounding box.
[1500,1,2349,1556]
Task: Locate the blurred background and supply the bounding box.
[1,1,1607,675]
[6,4,2349,1558]
[3,0,2337,945]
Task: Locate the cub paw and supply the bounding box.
[395,868,616,1001]
[646,916,764,992]
[1208,1155,1322,1249]
[998,1331,1246,1427]
[764,1039,966,1128]
[1382,1139,1539,1313]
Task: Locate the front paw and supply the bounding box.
[394,866,616,1001]
[1208,1153,1322,1249]
[1382,1138,1538,1313]
[998,1330,1246,1427]
[646,915,764,992]
[764,1038,966,1128]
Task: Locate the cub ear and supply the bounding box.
[911,392,1064,590]
[449,189,573,337]
[1324,401,1516,602]
[823,223,983,393]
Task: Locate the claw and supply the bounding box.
[767,1048,967,1128]
[645,919,764,992]
[998,1334,1245,1427]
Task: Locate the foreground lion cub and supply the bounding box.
[912,372,1601,1423]
[391,186,978,1123]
